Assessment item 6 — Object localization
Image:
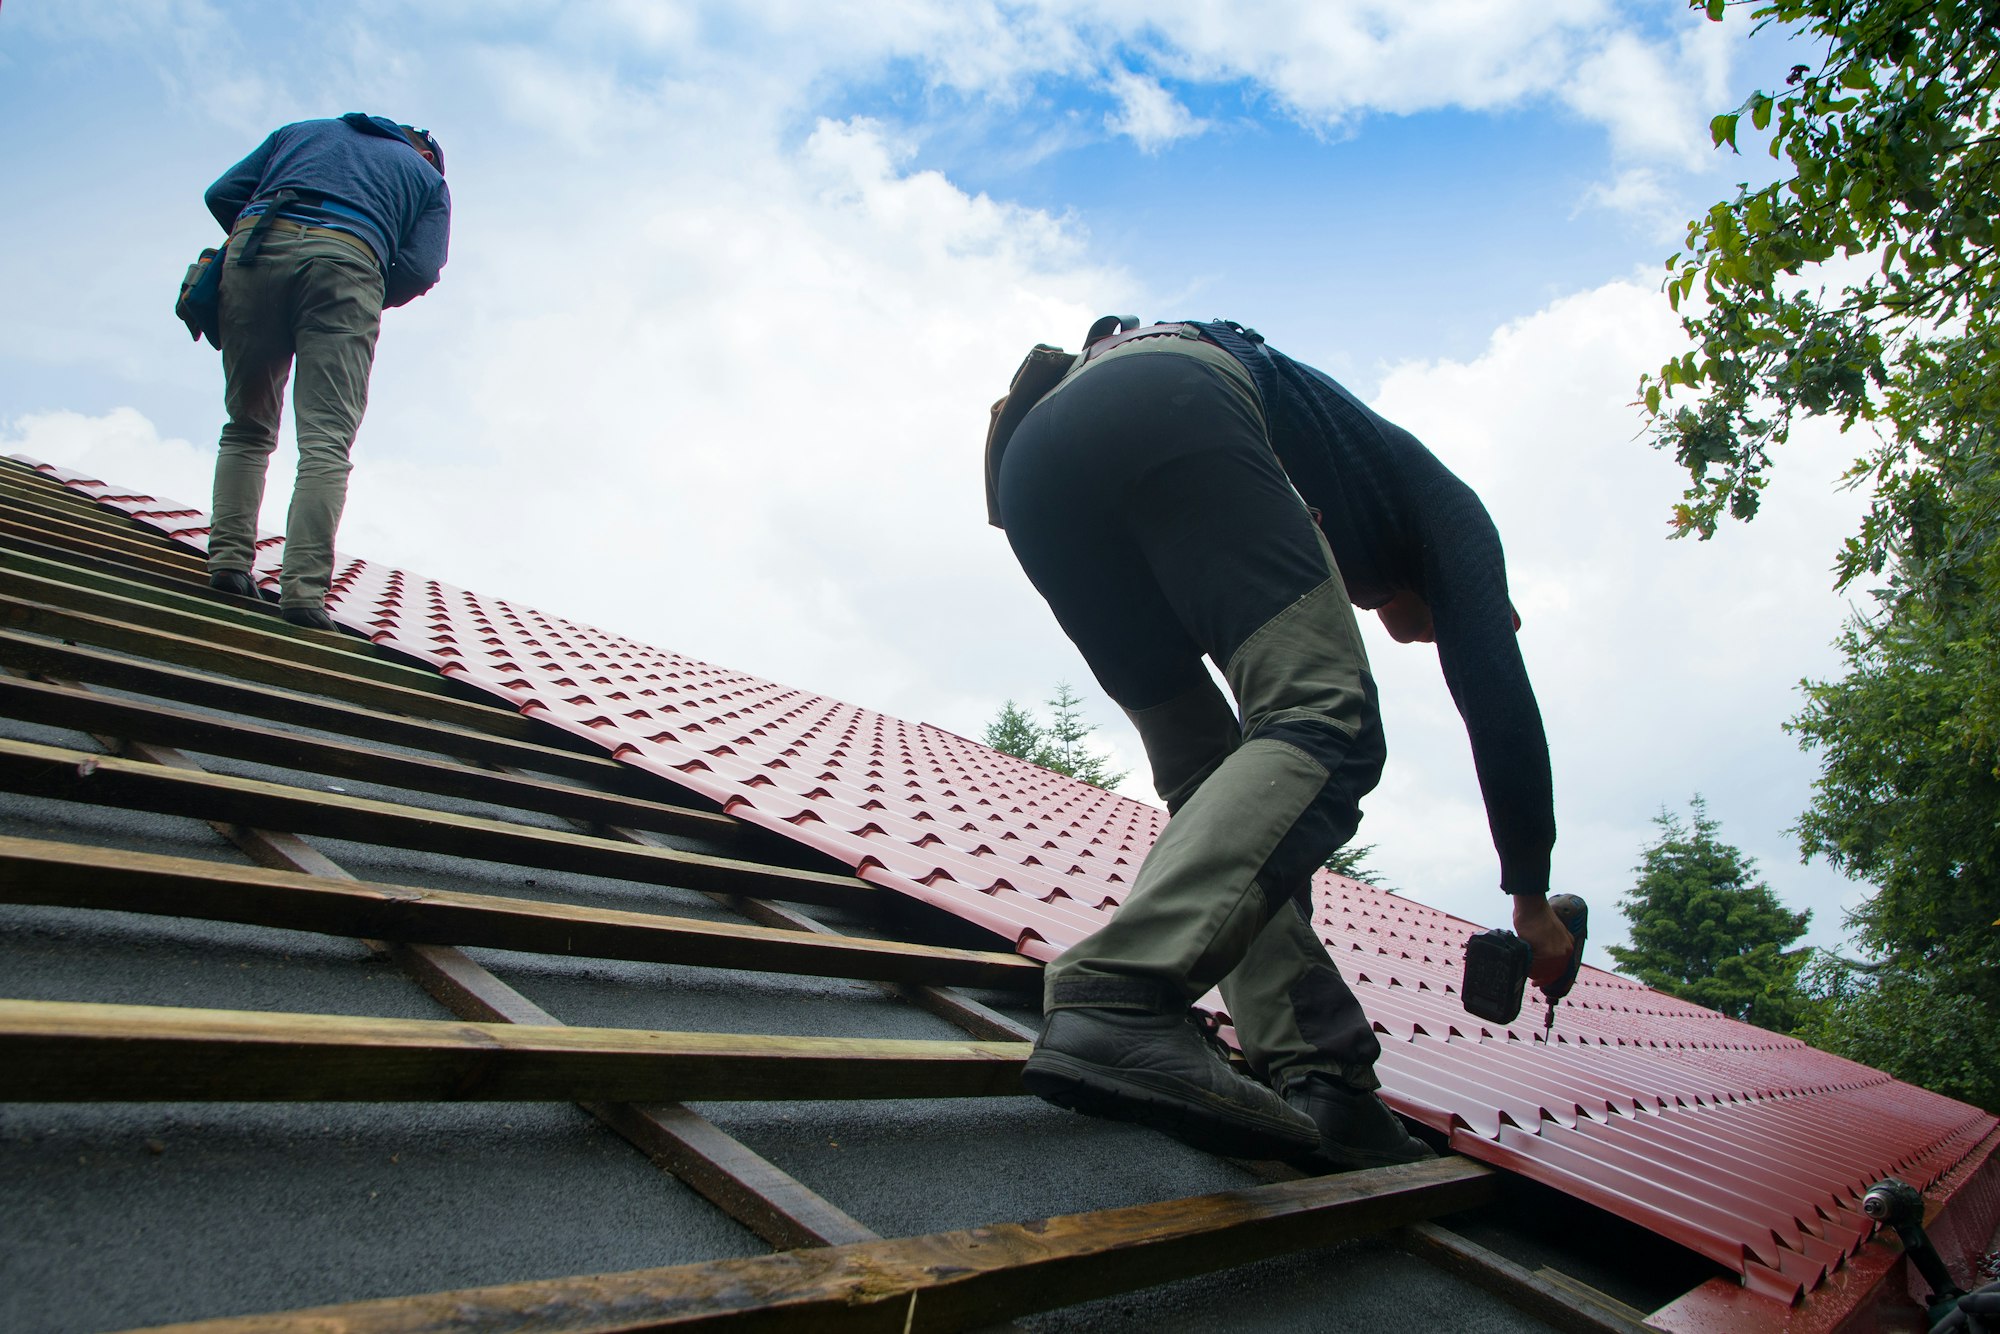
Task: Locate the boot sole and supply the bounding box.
[1022,1049,1319,1160]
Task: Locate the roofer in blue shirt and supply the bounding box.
[201,114,450,630]
[986,318,1579,1170]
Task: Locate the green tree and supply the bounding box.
[983,700,1045,763]
[1782,610,2000,1109]
[1792,941,2000,1112]
[1639,0,2000,1099]
[982,684,1129,790]
[1608,797,1812,1030]
[1036,682,1128,790]
[1641,0,2000,608]
[1792,618,2000,959]
[1322,843,1394,891]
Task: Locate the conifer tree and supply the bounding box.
[1610,796,1811,1030]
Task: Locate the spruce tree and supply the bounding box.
[1610,796,1811,1030]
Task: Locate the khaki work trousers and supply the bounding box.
[998,349,1389,1094]
[208,226,383,610]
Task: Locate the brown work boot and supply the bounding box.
[1283,1071,1435,1173]
[1022,1007,1319,1160]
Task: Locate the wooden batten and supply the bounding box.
[123,718,890,1255]
[0,515,208,581]
[127,1159,1497,1333]
[0,837,1036,990]
[0,673,739,841]
[0,628,638,782]
[1,555,445,686]
[0,999,1028,1103]
[0,594,551,741]
[0,491,207,553]
[0,735,874,910]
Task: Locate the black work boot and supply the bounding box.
[280,606,336,632]
[1283,1071,1435,1173]
[208,569,260,599]
[1022,1007,1319,1160]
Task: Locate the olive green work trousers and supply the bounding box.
[207,225,384,610]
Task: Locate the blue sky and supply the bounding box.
[2,2,1865,964]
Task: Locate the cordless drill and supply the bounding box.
[1460,893,1588,1035]
[1862,1178,1976,1329]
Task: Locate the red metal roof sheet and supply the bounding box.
[20,455,1998,1320]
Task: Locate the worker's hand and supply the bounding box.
[1512,893,1575,983]
[1375,588,1434,644]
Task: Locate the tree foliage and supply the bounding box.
[983,700,1045,765]
[1608,797,1812,1030]
[1642,0,2000,609]
[1641,0,2000,1105]
[1792,941,2000,1113]
[1783,609,2000,1110]
[1322,843,1395,891]
[982,683,1129,790]
[1792,618,2000,959]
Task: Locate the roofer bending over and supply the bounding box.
[987,318,1576,1169]
[201,114,450,630]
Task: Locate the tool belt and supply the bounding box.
[231,190,377,266]
[1077,320,1207,366]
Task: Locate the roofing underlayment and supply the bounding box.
[20,453,1999,1320]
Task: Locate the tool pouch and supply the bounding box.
[175,245,225,349]
[984,316,1151,528]
[1461,928,1531,1024]
[983,343,1078,528]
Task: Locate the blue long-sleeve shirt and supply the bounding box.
[205,114,450,308]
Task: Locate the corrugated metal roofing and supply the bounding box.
[21,454,1998,1311]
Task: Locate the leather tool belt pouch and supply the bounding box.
[175,245,225,349]
[983,315,1146,528]
[984,342,1079,528]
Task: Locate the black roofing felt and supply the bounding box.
[0,763,1569,1332]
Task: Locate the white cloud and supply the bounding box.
[432,2,1740,165]
[2,409,216,511]
[315,93,1127,745]
[1579,166,1672,218]
[1564,30,1714,167]
[1103,69,1208,153]
[1347,277,1870,959]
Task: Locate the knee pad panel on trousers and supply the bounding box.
[1224,576,1372,737]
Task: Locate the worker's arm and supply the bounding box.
[383,178,450,308]
[204,132,279,232]
[1414,489,1577,972]
[1416,470,1557,901]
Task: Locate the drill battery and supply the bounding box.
[1461,929,1534,1024]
